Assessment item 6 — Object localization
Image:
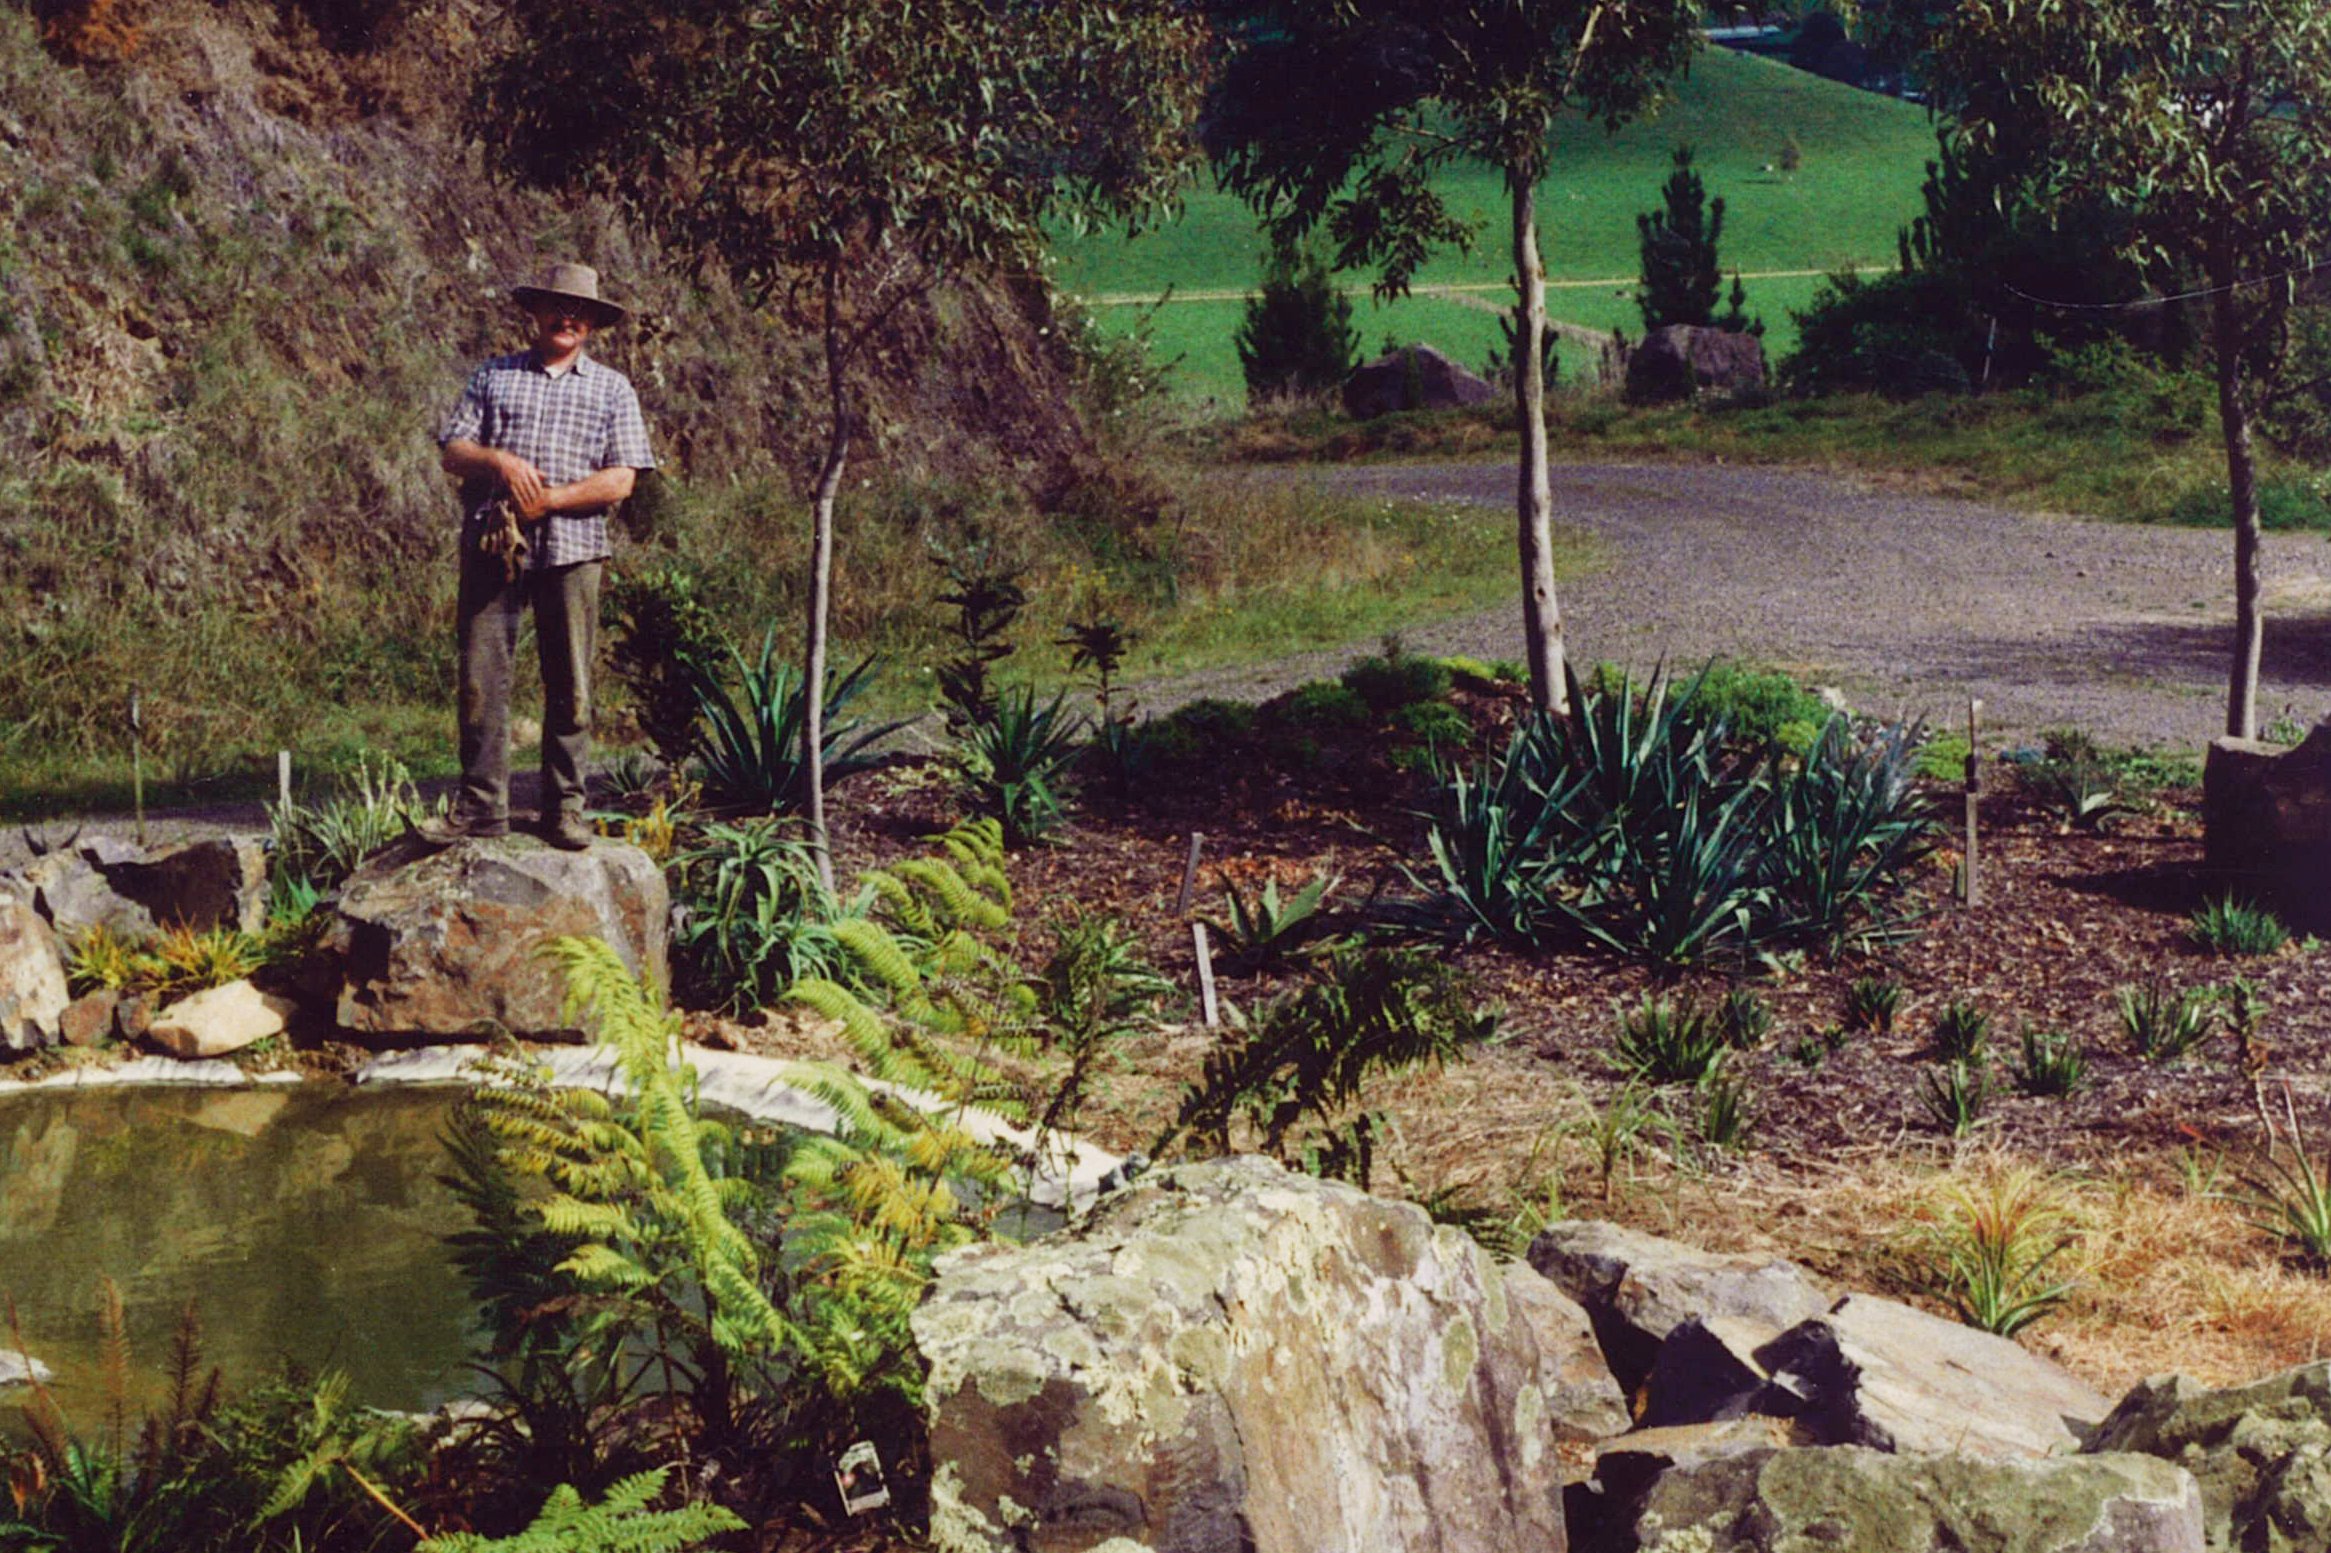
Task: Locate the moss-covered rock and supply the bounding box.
[2088,1363,2331,1553]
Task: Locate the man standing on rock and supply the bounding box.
[420,262,656,850]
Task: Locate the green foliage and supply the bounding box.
[1212,872,1339,975]
[2015,731,2137,834]
[64,922,269,1001]
[1715,985,1772,1049]
[1235,241,1358,403]
[267,752,442,896]
[1341,641,1452,714]
[604,566,721,766]
[1389,699,1473,755]
[689,635,899,815]
[418,1470,742,1553]
[1418,669,1936,965]
[1031,910,1173,1138]
[2016,1027,2088,1098]
[1921,1059,1992,1137]
[2190,896,2289,958]
[1671,662,1829,752]
[1611,994,1727,1086]
[670,822,855,1013]
[1637,145,1726,331]
[1156,947,1497,1186]
[2117,980,2217,1065]
[2241,1087,2331,1268]
[1844,974,1902,1035]
[1278,680,1374,731]
[932,544,1028,733]
[1693,1060,1755,1152]
[1931,1000,1992,1064]
[954,685,1086,846]
[1917,1170,2078,1337]
[1059,610,1141,800]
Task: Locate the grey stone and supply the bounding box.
[18,835,268,939]
[327,834,668,1044]
[0,1349,52,1390]
[1342,344,1497,420]
[2087,1362,2331,1553]
[1632,1445,2204,1553]
[2205,721,2331,932]
[1624,325,1768,405]
[1527,1220,1832,1390]
[1755,1294,2110,1460]
[0,896,69,1053]
[915,1156,1572,1553]
[58,988,117,1048]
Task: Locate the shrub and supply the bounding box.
[1341,640,1453,713]
[1032,910,1173,1137]
[1932,1000,1992,1063]
[1155,697,1255,750]
[2190,896,2289,957]
[1612,994,1727,1086]
[670,822,852,1013]
[1682,662,1830,752]
[2117,980,2217,1064]
[1389,699,1472,752]
[931,541,1028,732]
[1916,1170,2078,1336]
[603,564,720,765]
[1234,241,1358,404]
[1272,680,1373,734]
[2015,1027,2088,1097]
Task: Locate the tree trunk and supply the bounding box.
[2212,271,2264,741]
[805,261,850,891]
[1509,170,1569,719]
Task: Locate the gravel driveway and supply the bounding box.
[1148,460,2331,754]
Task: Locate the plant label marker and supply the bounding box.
[277,749,292,811]
[1192,920,1220,1028]
[1962,697,1982,907]
[129,690,145,848]
[1176,831,1205,917]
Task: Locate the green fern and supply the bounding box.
[418,1469,742,1553]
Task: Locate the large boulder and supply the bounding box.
[2204,720,2331,932]
[1630,1446,2204,1553]
[328,834,668,1043]
[0,894,70,1053]
[14,835,267,939]
[1343,344,1497,420]
[913,1155,1593,1553]
[2087,1362,2331,1552]
[1752,1294,2111,1460]
[1527,1221,1832,1391]
[1623,326,1767,405]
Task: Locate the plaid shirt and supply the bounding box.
[439,350,657,570]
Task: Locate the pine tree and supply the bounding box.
[1636,145,1725,331]
[1233,243,1358,403]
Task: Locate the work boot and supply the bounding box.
[411,811,509,846]
[542,811,595,852]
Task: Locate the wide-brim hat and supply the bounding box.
[509,262,628,327]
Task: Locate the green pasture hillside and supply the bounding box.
[1056,46,1938,408]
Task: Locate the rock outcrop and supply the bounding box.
[1623,326,1767,405]
[0,894,70,1053]
[2204,720,2331,932]
[1342,344,1497,420]
[2088,1362,2331,1552]
[328,834,668,1043]
[914,1155,1608,1553]
[14,835,268,938]
[147,978,293,1058]
[1630,1446,2204,1553]
[0,1349,52,1390]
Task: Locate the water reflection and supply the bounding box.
[0,1085,480,1426]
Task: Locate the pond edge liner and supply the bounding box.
[0,1045,1122,1214]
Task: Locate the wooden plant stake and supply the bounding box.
[1175,831,1205,918]
[1191,920,1220,1029]
[278,749,293,812]
[129,690,146,848]
[1961,697,1982,907]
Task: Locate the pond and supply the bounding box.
[0,1084,481,1428]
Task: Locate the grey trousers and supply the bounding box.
[455,551,602,825]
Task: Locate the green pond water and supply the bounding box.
[0,1084,481,1427]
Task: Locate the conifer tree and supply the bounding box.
[1636,145,1723,331]
[1234,243,1358,403]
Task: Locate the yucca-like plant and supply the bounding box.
[955,683,1086,846]
[690,633,901,815]
[1715,985,1772,1049]
[2117,980,2217,1064]
[1213,871,1339,974]
[2015,1027,2088,1097]
[267,751,442,894]
[1694,1058,1755,1152]
[1611,993,1726,1086]
[1932,1000,1992,1063]
[2189,895,2289,958]
[1921,1060,1991,1137]
[2240,1083,2331,1267]
[1843,974,1902,1034]
[670,821,856,1013]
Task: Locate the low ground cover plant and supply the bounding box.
[2190,895,2289,958]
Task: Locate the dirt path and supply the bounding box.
[1142,460,2331,753]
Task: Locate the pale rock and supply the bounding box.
[0,1350,52,1389]
[915,1156,1576,1553]
[0,896,69,1052]
[148,978,291,1058]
